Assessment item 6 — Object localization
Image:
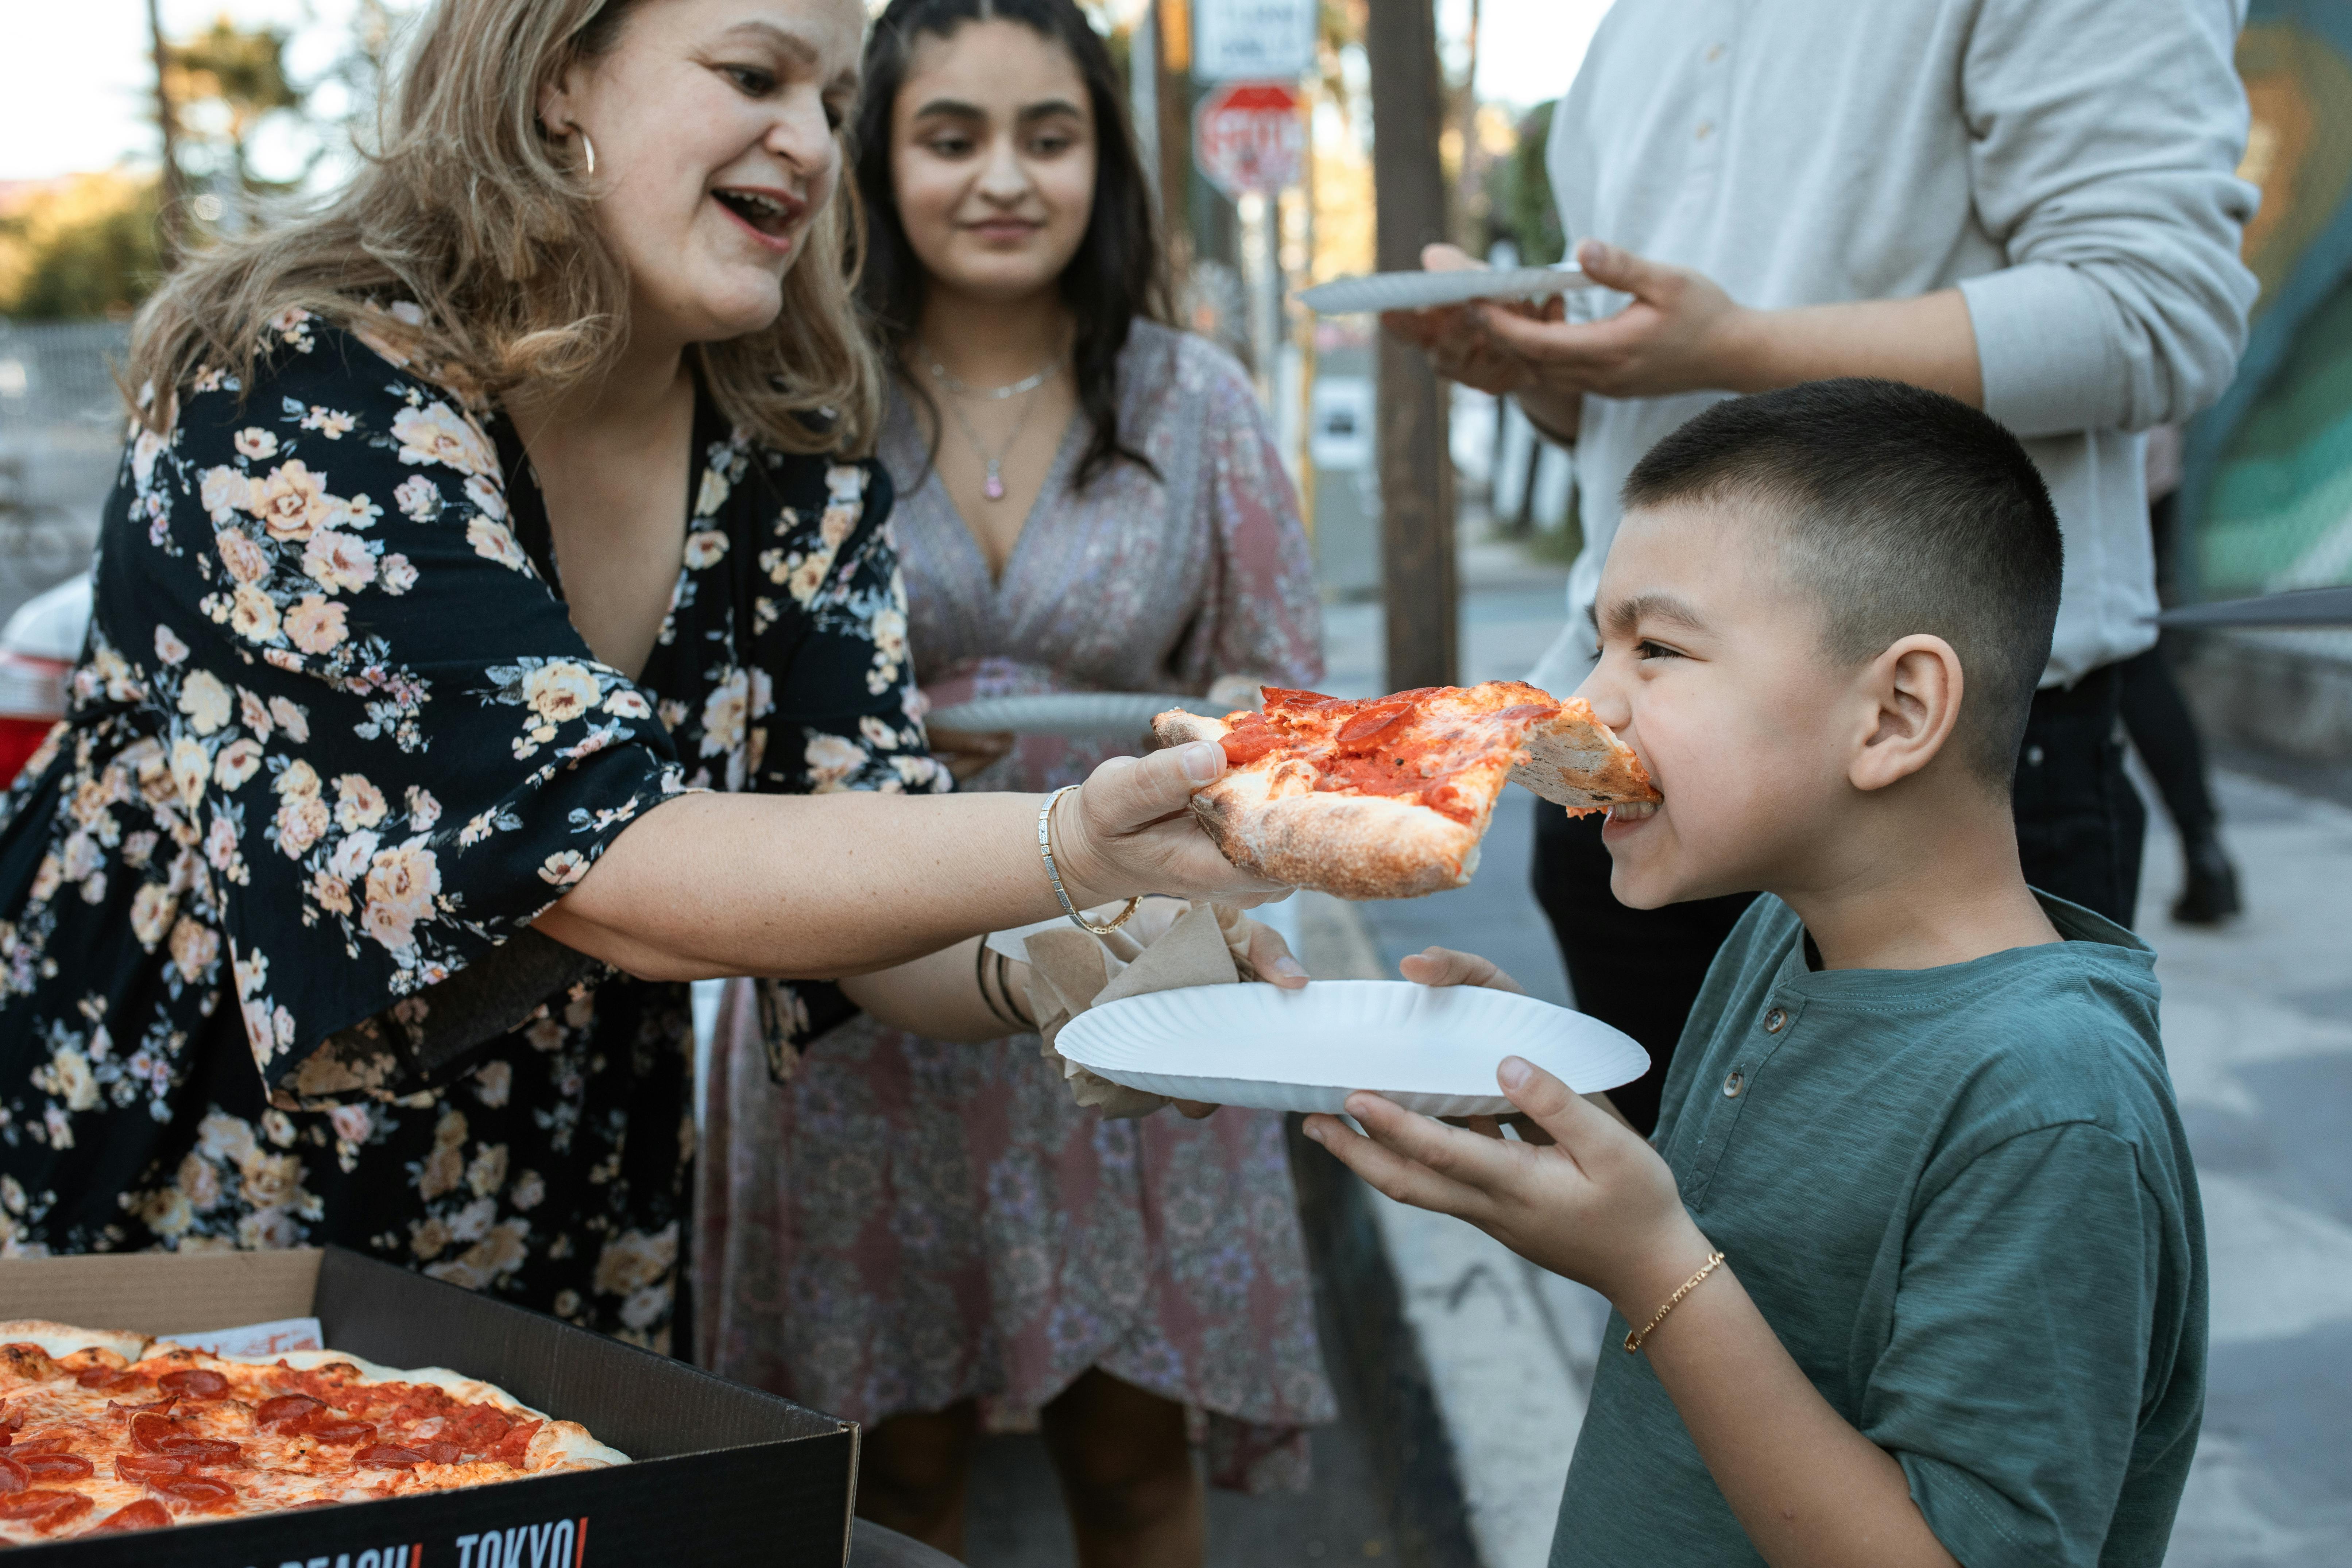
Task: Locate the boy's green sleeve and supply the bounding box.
[1858,1121,2189,1567]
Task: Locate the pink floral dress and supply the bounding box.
[697,322,1338,1489]
[0,313,943,1354]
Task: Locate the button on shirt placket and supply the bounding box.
[1679,995,1801,1209]
[1686,12,1736,187]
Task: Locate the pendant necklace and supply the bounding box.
[924,346,1063,502]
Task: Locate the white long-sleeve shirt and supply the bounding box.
[1527,0,2259,694]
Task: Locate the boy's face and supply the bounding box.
[1574,499,1866,909]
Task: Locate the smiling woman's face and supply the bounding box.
[889,19,1098,307]
[543,0,864,350]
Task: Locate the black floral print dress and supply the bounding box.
[0,312,943,1350]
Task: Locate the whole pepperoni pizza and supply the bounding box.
[0,1321,624,1543]
[1155,682,1660,899]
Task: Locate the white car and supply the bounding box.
[0,572,90,785]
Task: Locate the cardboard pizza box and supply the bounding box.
[0,1246,858,1566]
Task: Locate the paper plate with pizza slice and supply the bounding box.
[1155,681,1660,900]
[1055,980,1648,1116]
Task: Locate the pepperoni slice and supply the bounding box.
[306,1418,376,1445]
[488,1417,542,1470]
[417,1441,465,1465]
[115,1453,188,1481]
[0,1455,24,1492]
[158,1368,230,1400]
[128,1411,179,1453]
[449,1405,511,1446]
[9,1436,67,1456]
[92,1499,174,1533]
[16,1453,92,1481]
[0,1489,93,1527]
[159,1436,243,1464]
[76,1364,135,1390]
[1335,701,1414,748]
[155,1475,236,1508]
[255,1393,325,1428]
[355,1443,426,1469]
[1218,719,1287,766]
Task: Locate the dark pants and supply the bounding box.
[1531,664,2144,1137]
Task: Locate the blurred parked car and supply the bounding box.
[0,573,90,785]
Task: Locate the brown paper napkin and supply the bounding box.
[1022,901,1262,1119]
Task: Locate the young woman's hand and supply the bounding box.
[1053,743,1291,905]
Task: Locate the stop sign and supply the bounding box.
[1194,81,1307,197]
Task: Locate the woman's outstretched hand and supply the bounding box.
[1053,742,1292,906]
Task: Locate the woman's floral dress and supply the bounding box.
[697,322,1339,1489]
[0,312,942,1351]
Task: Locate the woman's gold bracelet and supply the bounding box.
[1624,1250,1726,1355]
[1037,785,1142,936]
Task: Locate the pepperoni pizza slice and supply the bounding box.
[0,1321,624,1543]
[1154,682,1659,899]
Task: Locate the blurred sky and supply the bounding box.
[0,0,1614,185]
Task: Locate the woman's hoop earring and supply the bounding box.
[581,133,597,177]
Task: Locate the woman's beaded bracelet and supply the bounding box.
[1037,785,1142,936]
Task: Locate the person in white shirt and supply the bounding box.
[1388,0,2258,1134]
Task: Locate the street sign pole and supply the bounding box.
[1194,80,1307,388]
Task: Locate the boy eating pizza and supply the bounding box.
[1304,378,2204,1567]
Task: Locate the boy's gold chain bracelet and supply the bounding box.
[1624,1250,1727,1354]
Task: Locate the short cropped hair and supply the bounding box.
[1621,378,2063,784]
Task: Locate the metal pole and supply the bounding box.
[1365,0,1455,690]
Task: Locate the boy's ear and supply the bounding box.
[1849,634,1964,793]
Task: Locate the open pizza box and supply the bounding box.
[0,1246,858,1566]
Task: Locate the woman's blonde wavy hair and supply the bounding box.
[125,0,881,455]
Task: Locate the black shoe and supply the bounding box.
[2173,835,2243,925]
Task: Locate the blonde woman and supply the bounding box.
[0,0,1289,1380]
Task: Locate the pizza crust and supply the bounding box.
[1187,763,1486,900]
[1510,698,1661,814]
[0,1319,150,1362]
[194,1346,631,1469]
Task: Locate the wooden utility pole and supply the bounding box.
[147,0,183,262]
[1154,0,1195,268]
[1364,0,1455,690]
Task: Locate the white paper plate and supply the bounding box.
[926,691,1221,739]
[1055,980,1648,1116]
[1299,265,1594,316]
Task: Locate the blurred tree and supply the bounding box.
[166,15,310,198]
[0,175,164,321]
[1483,99,1563,264]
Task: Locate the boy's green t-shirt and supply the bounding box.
[1551,893,2205,1568]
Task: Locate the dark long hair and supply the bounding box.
[855,0,1171,489]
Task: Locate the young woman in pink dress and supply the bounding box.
[697,0,1332,1560]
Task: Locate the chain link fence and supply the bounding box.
[0,320,132,511]
[0,321,127,610]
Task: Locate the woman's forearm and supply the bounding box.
[534,790,1113,982]
[839,938,1023,1040]
[1633,1261,1958,1568]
